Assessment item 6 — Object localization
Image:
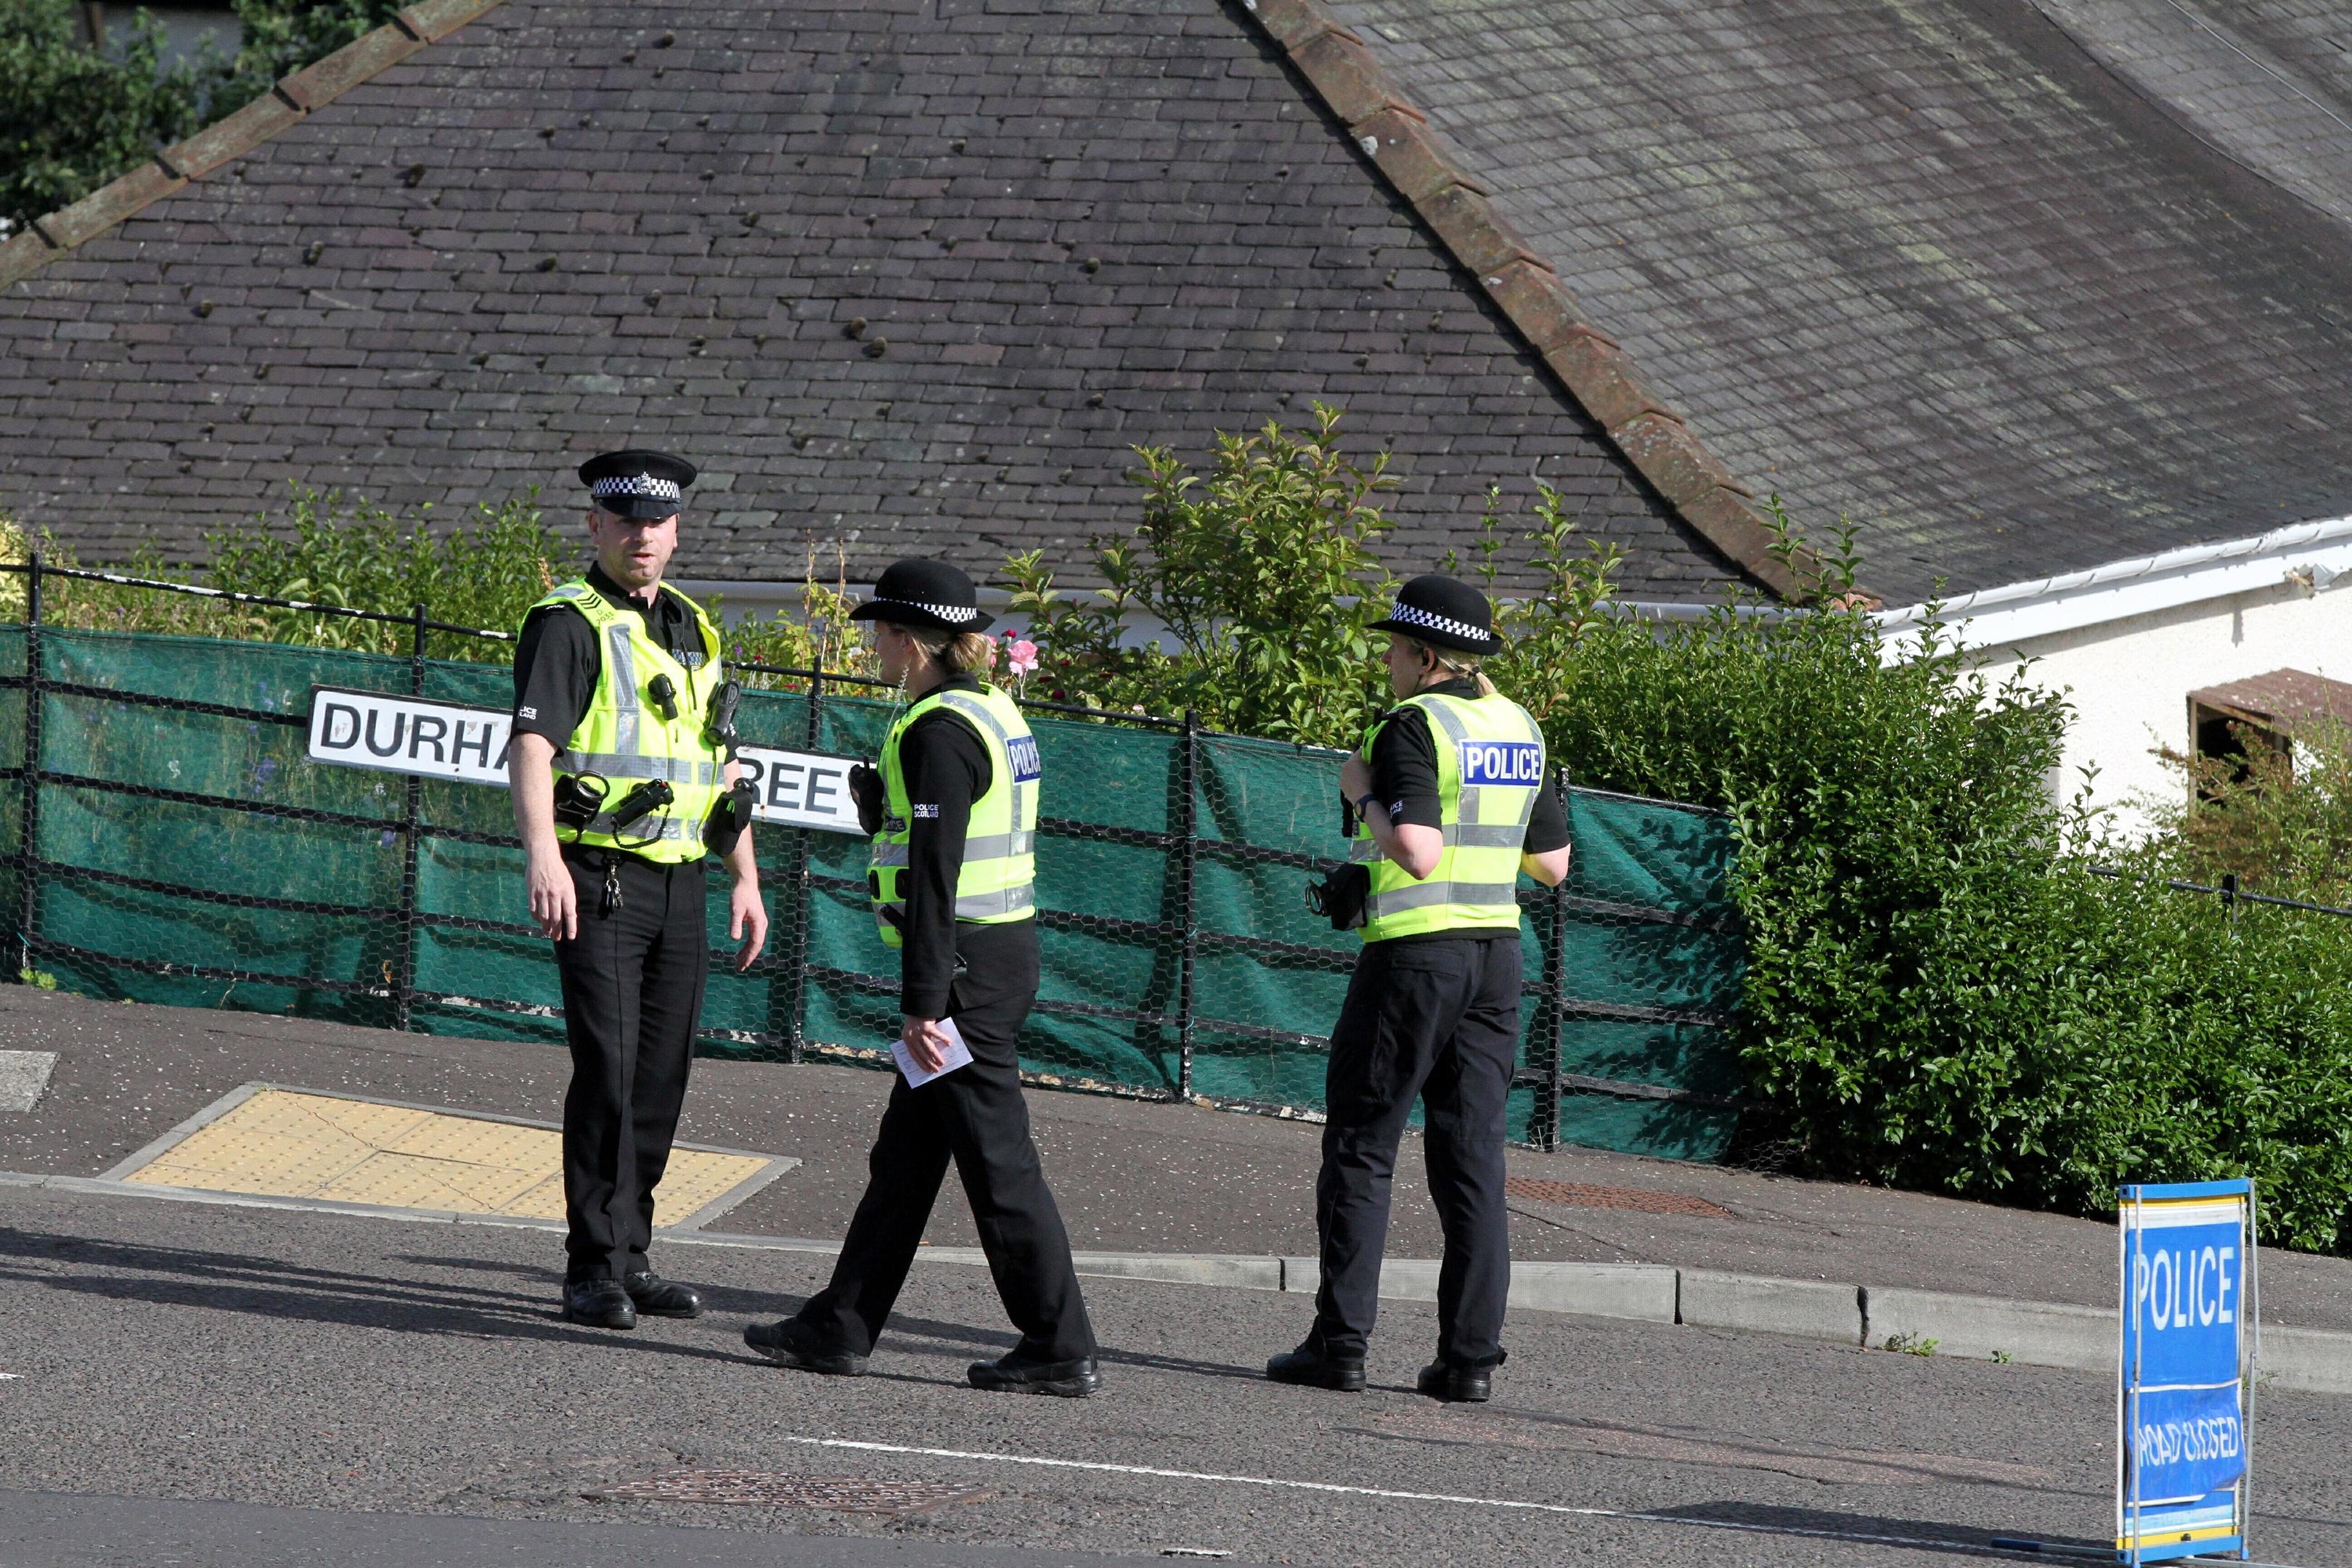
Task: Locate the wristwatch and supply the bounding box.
[1354,791,1382,818]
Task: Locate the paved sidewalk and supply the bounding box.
[4,986,2350,1331]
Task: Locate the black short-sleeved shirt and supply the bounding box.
[893,676,1004,1018]
[1363,677,1570,942]
[510,566,728,755]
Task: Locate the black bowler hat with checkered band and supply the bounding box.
[849,558,997,634]
[578,449,696,520]
[1368,573,1503,656]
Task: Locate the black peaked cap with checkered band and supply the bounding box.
[849,558,997,634]
[1367,573,1503,656]
[579,449,696,520]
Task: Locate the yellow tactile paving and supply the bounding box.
[121,1088,769,1227]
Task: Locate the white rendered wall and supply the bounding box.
[1971,579,2352,834]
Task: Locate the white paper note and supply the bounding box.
[891,1016,973,1088]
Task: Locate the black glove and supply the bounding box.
[1305,862,1370,931]
[848,762,887,836]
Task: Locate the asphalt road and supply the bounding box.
[3,1183,2345,1568]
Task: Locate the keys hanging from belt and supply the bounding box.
[601,858,623,918]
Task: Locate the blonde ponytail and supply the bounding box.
[1406,637,1497,696]
[908,626,1000,678]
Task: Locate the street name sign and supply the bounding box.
[2117,1177,2256,1565]
[306,686,866,835]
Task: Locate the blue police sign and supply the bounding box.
[2118,1178,2257,1565]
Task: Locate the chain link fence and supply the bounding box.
[0,558,1745,1158]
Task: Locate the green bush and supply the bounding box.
[4,488,567,660]
[1,0,404,236]
[4,488,885,682]
[1,0,209,232]
[990,411,2352,1254]
[1005,404,1396,740]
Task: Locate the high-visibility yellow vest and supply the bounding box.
[530,579,730,865]
[1352,690,1545,942]
[870,682,1040,949]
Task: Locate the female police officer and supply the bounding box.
[1268,574,1570,1402]
[745,559,1100,1397]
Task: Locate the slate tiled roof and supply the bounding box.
[1325,0,2352,603]
[0,0,1749,600]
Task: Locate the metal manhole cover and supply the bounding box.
[590,1471,995,1515]
[1505,1175,1734,1219]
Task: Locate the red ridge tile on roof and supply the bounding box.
[1244,0,1824,601]
[4,3,502,273]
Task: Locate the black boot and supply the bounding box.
[967,1352,1101,1398]
[561,1278,637,1330]
[622,1271,703,1319]
[743,1318,868,1376]
[1265,1340,1366,1392]
[1415,1358,1495,1403]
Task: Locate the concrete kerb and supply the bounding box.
[1682,1267,1862,1344]
[6,1168,2351,1394]
[1862,1285,2112,1371]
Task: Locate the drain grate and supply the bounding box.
[1505,1175,1734,1219]
[591,1471,995,1515]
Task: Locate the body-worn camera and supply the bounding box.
[705,679,743,749]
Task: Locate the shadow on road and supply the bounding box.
[0,1228,1046,1376]
[0,1228,743,1364]
[1646,1499,2106,1564]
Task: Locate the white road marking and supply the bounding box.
[776,1437,2303,1567]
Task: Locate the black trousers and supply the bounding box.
[794,923,1095,1363]
[1312,935,1520,1368]
[552,848,708,1282]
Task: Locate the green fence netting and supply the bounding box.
[1,620,1745,1159]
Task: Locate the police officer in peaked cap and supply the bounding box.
[745,558,1101,1397]
[508,449,769,1330]
[1269,574,1572,1402]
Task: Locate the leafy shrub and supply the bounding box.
[3,489,885,682]
[982,411,2352,1254]
[2141,720,2352,902]
[206,488,565,658]
[1,0,209,232]
[1004,404,1397,740]
[1,0,404,235]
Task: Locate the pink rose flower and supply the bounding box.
[1003,633,1040,676]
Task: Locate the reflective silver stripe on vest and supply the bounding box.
[876,885,1034,923]
[936,693,1029,844]
[963,830,1036,859]
[870,843,910,867]
[606,622,640,757]
[1352,820,1524,862]
[1417,696,1479,822]
[955,884,1036,918]
[1365,878,1521,917]
[583,811,691,841]
[563,752,721,785]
